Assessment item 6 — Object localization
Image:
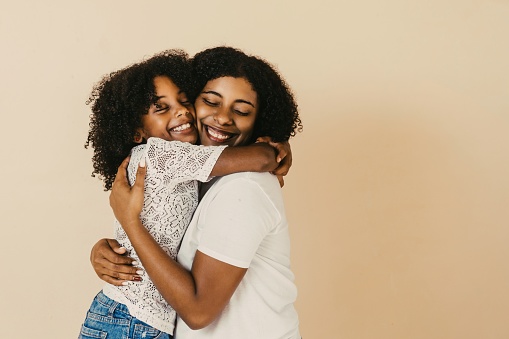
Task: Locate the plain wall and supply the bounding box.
[1,1,508,338]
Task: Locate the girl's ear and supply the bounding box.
[134,129,145,143]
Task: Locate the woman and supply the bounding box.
[91,46,303,338]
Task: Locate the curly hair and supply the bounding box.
[191,46,302,143]
[85,49,193,190]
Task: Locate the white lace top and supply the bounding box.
[103,137,226,334]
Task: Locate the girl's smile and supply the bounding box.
[138,76,198,144]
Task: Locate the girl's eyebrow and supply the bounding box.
[202,90,255,108]
[153,90,185,101]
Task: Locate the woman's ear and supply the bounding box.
[134,129,145,143]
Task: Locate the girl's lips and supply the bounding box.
[169,122,197,136]
[170,122,193,132]
[205,125,234,142]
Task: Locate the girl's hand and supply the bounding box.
[256,137,293,187]
[90,238,142,285]
[109,156,146,228]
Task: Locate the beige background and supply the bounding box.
[1,1,508,338]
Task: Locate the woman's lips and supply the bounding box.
[205,125,234,142]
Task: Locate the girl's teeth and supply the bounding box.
[172,123,190,132]
[208,128,229,140]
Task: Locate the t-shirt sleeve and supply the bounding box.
[144,137,227,183]
[197,177,281,268]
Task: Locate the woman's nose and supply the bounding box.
[213,109,232,125]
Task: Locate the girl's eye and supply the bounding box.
[154,103,168,113]
[181,100,191,106]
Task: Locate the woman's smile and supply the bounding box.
[195,76,258,147]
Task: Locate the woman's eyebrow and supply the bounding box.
[202,90,222,98]
[235,99,255,108]
[202,91,255,107]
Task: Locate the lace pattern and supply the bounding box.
[103,137,226,334]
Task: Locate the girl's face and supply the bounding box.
[137,76,198,144]
[195,77,258,147]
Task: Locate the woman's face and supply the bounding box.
[194,77,258,147]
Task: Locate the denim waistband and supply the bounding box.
[96,290,130,315]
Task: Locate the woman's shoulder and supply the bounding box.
[219,172,277,185]
[212,172,281,198]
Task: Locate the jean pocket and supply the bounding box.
[79,324,107,339]
[133,323,168,339]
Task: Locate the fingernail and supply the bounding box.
[136,270,144,275]
[119,247,127,251]
[277,157,282,163]
[122,281,129,286]
[133,276,142,282]
[131,261,139,266]
[139,158,146,168]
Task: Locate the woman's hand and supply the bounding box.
[90,238,141,285]
[256,137,293,187]
[109,156,146,228]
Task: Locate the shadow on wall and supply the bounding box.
[287,107,507,338]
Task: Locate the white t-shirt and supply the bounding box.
[103,137,226,334]
[176,172,300,339]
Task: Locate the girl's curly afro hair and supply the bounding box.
[191,46,302,143]
[85,49,193,190]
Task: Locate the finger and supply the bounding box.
[98,274,141,286]
[256,136,271,143]
[100,264,142,280]
[105,239,128,255]
[94,241,135,266]
[133,157,147,191]
[96,256,140,275]
[277,175,285,187]
[100,251,135,266]
[113,156,131,187]
[275,146,287,163]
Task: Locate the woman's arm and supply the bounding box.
[90,238,141,285]
[110,158,247,329]
[121,218,246,329]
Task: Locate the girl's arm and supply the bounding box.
[210,142,279,176]
[110,158,248,329]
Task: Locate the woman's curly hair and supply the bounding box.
[191,46,302,143]
[85,49,193,190]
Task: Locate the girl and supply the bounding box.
[80,49,286,339]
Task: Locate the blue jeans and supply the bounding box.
[78,291,172,339]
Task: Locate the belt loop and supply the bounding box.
[108,300,119,316]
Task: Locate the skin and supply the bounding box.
[138,75,283,176]
[91,76,293,329]
[137,76,198,144]
[195,77,258,147]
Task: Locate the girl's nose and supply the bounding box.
[175,107,189,118]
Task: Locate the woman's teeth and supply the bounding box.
[172,123,191,132]
[208,127,230,140]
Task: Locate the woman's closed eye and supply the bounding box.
[203,98,219,107]
[234,109,249,116]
